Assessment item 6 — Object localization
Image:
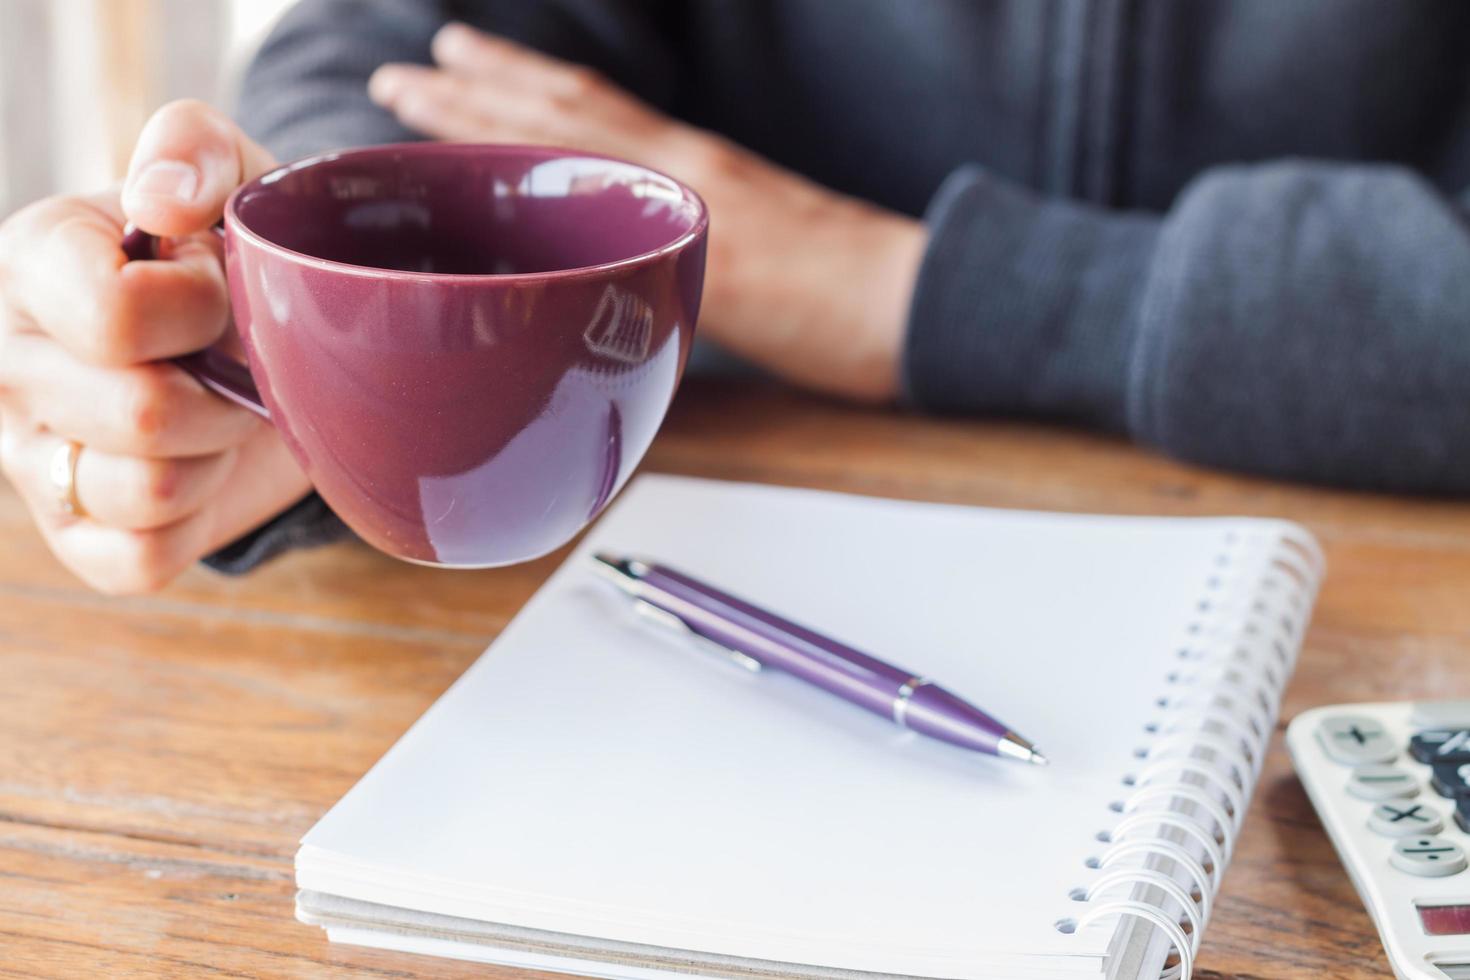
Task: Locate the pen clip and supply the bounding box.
[632,599,764,673]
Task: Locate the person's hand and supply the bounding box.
[370,23,926,403]
[0,100,313,594]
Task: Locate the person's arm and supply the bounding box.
[231,14,1470,582]
[370,26,1470,496]
[367,23,927,408]
[906,162,1470,492]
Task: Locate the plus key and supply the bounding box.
[1316,715,1395,765]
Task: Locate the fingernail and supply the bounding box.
[127,160,200,203]
[436,21,471,45]
[368,67,405,103]
[433,22,476,59]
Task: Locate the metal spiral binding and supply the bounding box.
[1065,525,1324,980]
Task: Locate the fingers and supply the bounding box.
[369,24,682,165]
[370,65,538,143]
[75,446,237,531]
[0,421,207,594]
[112,230,232,362]
[0,191,125,362]
[1,420,312,595]
[0,98,307,596]
[429,22,598,99]
[43,504,216,596]
[1,195,229,365]
[76,449,238,531]
[368,22,602,136]
[121,98,277,238]
[197,414,313,548]
[3,425,235,530]
[369,66,488,140]
[0,101,258,368]
[0,331,260,456]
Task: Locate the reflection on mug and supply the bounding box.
[417,327,681,566]
[584,284,653,364]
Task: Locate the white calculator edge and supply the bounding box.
[1287,701,1470,980]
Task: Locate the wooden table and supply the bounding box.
[3,377,1466,979]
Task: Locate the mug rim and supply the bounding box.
[223,142,709,283]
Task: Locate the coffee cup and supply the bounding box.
[124,143,707,567]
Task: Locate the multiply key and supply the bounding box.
[1369,801,1444,837]
[1411,729,1470,764]
[1431,762,1470,799]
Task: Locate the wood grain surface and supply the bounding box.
[4,377,1465,979]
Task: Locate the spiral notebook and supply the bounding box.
[294,475,1323,980]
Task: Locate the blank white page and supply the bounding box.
[299,476,1291,978]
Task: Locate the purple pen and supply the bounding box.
[591,554,1048,766]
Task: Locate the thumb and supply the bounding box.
[121,99,277,238]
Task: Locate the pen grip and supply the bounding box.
[898,682,1010,753]
[640,564,928,717]
[623,558,1024,760]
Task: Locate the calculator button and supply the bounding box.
[1412,702,1470,730]
[1369,802,1443,837]
[1346,765,1419,801]
[1431,762,1470,799]
[1411,730,1470,764]
[1316,715,1395,764]
[1454,799,1470,835]
[1391,836,1468,877]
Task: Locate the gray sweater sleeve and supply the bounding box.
[905,161,1470,493]
[232,0,438,160]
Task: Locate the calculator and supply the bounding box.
[1287,701,1470,980]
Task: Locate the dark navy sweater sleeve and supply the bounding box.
[233,0,438,160]
[905,162,1470,493]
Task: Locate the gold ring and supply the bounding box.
[48,439,85,517]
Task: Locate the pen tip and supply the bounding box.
[996,732,1047,766]
[588,553,635,589]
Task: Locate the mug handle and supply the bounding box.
[120,224,271,421]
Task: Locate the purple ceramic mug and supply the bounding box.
[123,144,707,567]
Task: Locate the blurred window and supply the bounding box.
[0,0,295,216]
